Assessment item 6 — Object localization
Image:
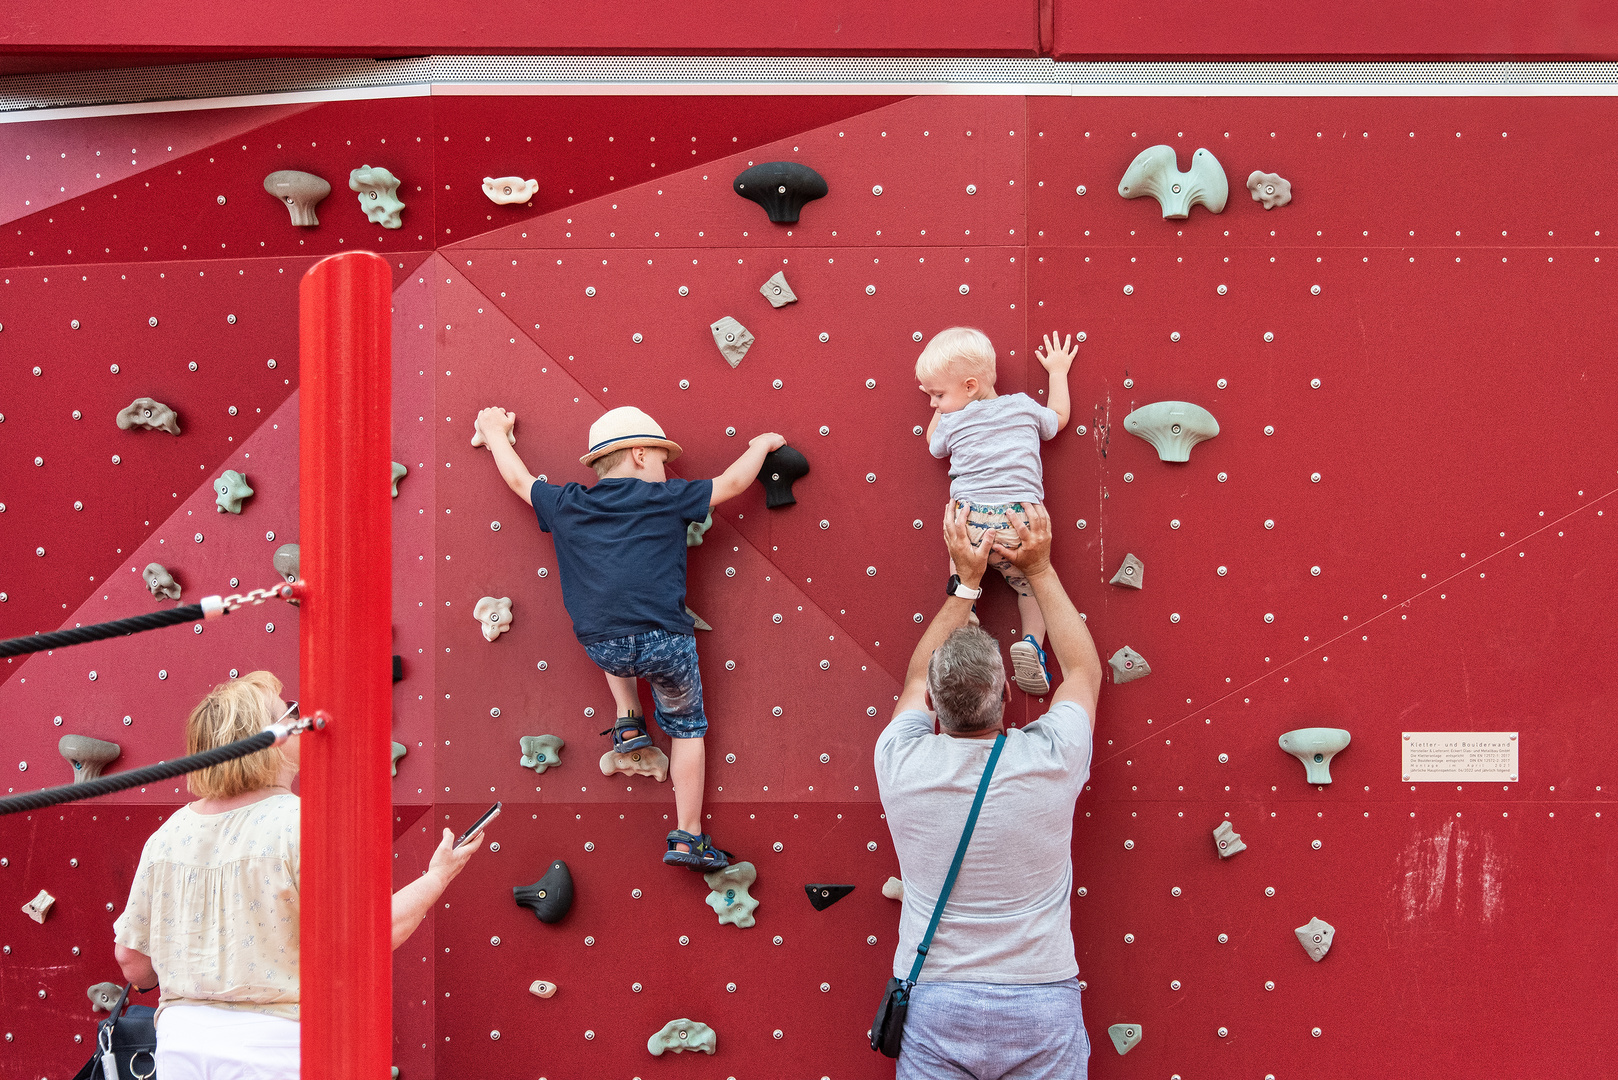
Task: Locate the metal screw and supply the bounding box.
[820,425,830,436]
[228,314,237,324]
[819,332,829,342]
[1218,933,1229,943]
[1123,839,1134,849]
[1219,1027,1229,1038]
[872,185,883,195]
[820,753,830,763]
[1171,887,1182,896]
[1170,332,1180,342]
[585,286,596,296]
[1170,519,1181,529]
[1076,424,1087,435]
[1264,613,1275,623]
[866,473,877,483]
[867,841,878,851]
[1311,472,1322,483]
[866,286,876,296]
[774,842,783,852]
[490,936,500,946]
[1123,377,1134,388]
[966,184,977,194]
[1124,472,1133,482]
[678,286,689,296]
[1077,185,1087,194]
[866,566,877,576]
[819,659,830,669]
[1311,285,1321,295]
[632,333,643,343]
[773,379,783,389]
[1218,472,1228,482]
[1217,284,1228,295]
[1123,933,1135,943]
[1219,753,1229,763]
[913,331,924,342]
[1076,519,1087,529]
[1264,519,1275,529]
[959,284,970,295]
[1311,566,1321,576]
[1264,331,1275,342]
[772,613,782,623]
[1123,284,1134,295]
[1312,839,1322,850]
[1171,979,1182,990]
[1265,886,1276,896]
[1170,613,1180,623]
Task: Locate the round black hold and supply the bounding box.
[514,860,574,924]
[803,883,856,911]
[733,162,828,224]
[759,445,810,509]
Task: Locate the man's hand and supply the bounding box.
[1035,332,1077,375]
[992,503,1054,579]
[751,431,787,454]
[943,500,991,587]
[427,826,482,886]
[474,406,515,447]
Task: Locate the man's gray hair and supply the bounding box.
[927,626,1007,733]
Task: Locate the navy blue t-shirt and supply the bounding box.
[530,476,713,645]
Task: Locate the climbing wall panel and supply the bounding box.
[2,89,1616,1080]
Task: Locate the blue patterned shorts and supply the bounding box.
[582,629,708,738]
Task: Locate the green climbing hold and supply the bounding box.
[214,470,254,514]
[1108,1023,1142,1055]
[519,735,565,774]
[647,1018,716,1056]
[704,861,758,928]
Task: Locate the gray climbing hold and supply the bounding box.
[1123,401,1220,462]
[1213,821,1246,858]
[760,270,798,308]
[349,165,404,229]
[59,734,120,783]
[22,888,54,923]
[599,746,669,782]
[1118,145,1228,219]
[514,860,573,923]
[391,461,408,498]
[1107,1023,1142,1055]
[528,979,557,999]
[704,860,759,928]
[686,511,713,547]
[1279,728,1351,784]
[483,176,538,205]
[710,316,754,368]
[1109,553,1145,589]
[686,606,713,632]
[264,170,331,226]
[1247,170,1292,209]
[116,397,180,435]
[475,596,513,641]
[882,876,905,901]
[272,543,300,585]
[647,1018,716,1056]
[519,735,565,774]
[214,470,253,514]
[390,742,407,778]
[1295,916,1335,961]
[87,982,123,1012]
[142,563,181,601]
[1109,646,1150,684]
[733,161,827,224]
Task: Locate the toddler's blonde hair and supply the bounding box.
[185,670,292,799]
[915,326,997,387]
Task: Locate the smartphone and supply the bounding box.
[455,801,501,848]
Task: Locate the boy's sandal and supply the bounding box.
[600,713,654,752]
[662,829,730,872]
[1009,636,1051,695]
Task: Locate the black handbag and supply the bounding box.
[870,732,1005,1058]
[71,983,157,1080]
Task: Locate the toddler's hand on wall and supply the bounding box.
[751,431,787,453]
[1036,332,1077,374]
[475,406,515,445]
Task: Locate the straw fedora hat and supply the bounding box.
[579,406,683,466]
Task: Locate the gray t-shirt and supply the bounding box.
[929,392,1061,503]
[874,701,1092,983]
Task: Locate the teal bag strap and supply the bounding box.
[905,731,1006,984]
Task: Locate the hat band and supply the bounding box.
[588,432,667,453]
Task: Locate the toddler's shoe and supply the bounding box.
[601,713,654,752]
[663,829,730,871]
[1009,635,1050,695]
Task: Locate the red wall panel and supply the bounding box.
[2,90,1616,1080]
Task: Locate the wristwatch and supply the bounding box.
[946,574,983,600]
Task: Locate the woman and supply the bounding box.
[112,671,481,1079]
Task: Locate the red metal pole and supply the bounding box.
[298,251,393,1080]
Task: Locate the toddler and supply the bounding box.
[475,403,784,870]
[919,327,1076,694]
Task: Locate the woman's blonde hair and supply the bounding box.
[915,326,997,387]
[185,670,292,799]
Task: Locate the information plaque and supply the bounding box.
[1401,732,1518,782]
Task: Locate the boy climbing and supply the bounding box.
[474,404,785,870]
[918,327,1077,694]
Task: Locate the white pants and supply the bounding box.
[155,1005,300,1080]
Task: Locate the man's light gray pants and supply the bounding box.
[897,977,1089,1079]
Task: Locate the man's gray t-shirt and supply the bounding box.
[874,701,1092,983]
[929,392,1061,503]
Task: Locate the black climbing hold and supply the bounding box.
[392,655,404,683]
[804,883,855,911]
[514,860,574,924]
[759,445,810,509]
[733,162,828,224]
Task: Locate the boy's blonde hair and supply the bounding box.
[915,326,997,387]
[185,670,292,799]
[591,447,630,478]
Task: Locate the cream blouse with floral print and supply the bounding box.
[114,792,300,1020]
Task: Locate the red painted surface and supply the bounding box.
[1,92,1616,1080]
[0,2,1039,63]
[298,252,394,1080]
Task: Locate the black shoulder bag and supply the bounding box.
[870,731,1005,1058]
[71,983,158,1080]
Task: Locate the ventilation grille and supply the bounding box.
[5,57,1618,114]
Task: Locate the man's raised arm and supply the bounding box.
[994,505,1103,726]
[892,501,993,718]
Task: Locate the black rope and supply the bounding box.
[0,731,277,817]
[0,605,208,660]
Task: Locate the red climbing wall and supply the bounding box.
[3,89,1618,1080]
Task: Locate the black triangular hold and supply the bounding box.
[804,883,856,911]
[514,860,574,924]
[758,445,810,508]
